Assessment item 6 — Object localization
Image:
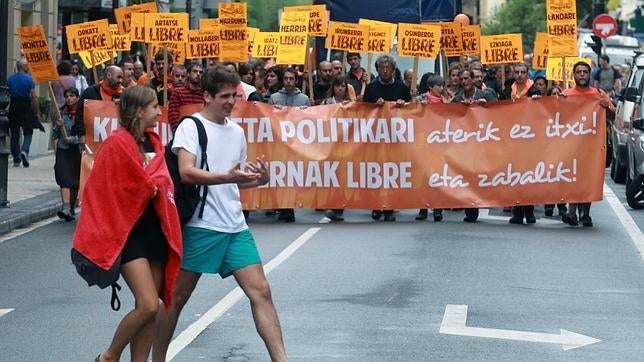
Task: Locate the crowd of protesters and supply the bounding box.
[6,49,616,227]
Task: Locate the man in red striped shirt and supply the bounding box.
[168,62,204,132]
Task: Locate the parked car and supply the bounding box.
[626,116,644,209]
[611,52,644,184]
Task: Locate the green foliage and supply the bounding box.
[482,0,595,54]
[245,0,312,31]
[38,96,51,121]
[607,0,620,11]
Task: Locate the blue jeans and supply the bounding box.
[10,126,33,163]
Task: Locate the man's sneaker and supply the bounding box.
[562,213,579,226]
[19,152,29,168]
[57,210,74,222]
[580,215,593,227]
[12,161,20,167]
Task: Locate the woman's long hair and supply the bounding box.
[118,85,156,144]
[325,75,350,101]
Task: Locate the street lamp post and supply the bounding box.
[0,1,10,207]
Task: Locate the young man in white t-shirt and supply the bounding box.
[154,66,288,361]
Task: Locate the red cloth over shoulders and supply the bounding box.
[72,129,182,307]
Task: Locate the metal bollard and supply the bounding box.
[0,86,11,207]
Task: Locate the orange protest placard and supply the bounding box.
[108,24,131,51]
[277,11,309,65]
[325,21,369,52]
[284,4,328,36]
[130,12,146,42]
[461,25,480,56]
[439,22,464,56]
[18,25,58,83]
[82,97,605,209]
[546,0,577,57]
[145,13,188,43]
[252,32,280,58]
[199,18,219,30]
[547,57,591,82]
[79,50,116,69]
[359,18,396,50]
[187,29,220,59]
[358,19,393,54]
[218,2,247,62]
[150,42,186,65]
[66,19,112,54]
[114,1,157,36]
[397,23,441,59]
[480,33,523,65]
[533,32,549,70]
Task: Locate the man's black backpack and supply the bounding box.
[165,116,209,224]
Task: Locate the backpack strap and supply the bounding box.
[180,115,209,219]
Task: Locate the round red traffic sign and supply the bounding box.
[592,13,618,38]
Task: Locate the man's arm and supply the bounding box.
[177,148,259,186]
[30,89,39,116]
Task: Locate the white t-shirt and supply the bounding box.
[172,113,248,233]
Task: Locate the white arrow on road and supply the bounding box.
[0,309,14,318]
[439,304,601,351]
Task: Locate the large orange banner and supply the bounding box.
[83,97,606,209]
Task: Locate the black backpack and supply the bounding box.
[165,116,209,224]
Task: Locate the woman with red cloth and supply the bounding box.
[72,86,182,362]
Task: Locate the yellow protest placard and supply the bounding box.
[358,19,393,54]
[397,23,441,59]
[150,42,186,64]
[546,0,577,57]
[109,24,131,51]
[284,4,328,37]
[79,50,116,69]
[130,12,146,42]
[325,21,369,52]
[218,2,247,27]
[199,18,219,30]
[547,56,591,82]
[532,32,549,70]
[461,25,480,56]
[218,2,247,63]
[18,25,58,83]
[66,19,111,54]
[252,32,280,58]
[277,11,309,65]
[114,1,157,35]
[247,27,259,55]
[439,22,464,56]
[479,33,523,65]
[145,13,188,44]
[187,29,220,59]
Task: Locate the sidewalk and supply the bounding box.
[0,152,60,234]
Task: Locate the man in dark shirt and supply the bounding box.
[311,61,333,104]
[345,52,374,100]
[363,55,411,222]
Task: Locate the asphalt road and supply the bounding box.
[1,173,643,361]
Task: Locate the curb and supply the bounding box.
[0,191,61,234]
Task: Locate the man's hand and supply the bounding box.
[376,97,385,106]
[245,156,269,185]
[599,99,614,111]
[226,162,260,184]
[475,98,487,105]
[395,99,406,107]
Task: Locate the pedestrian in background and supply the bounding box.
[7,58,40,168]
[71,60,89,94]
[53,87,81,221]
[73,85,182,362]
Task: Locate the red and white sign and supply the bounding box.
[592,13,618,38]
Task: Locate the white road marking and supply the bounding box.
[604,184,644,260]
[0,216,59,244]
[439,304,601,351]
[167,227,321,361]
[0,309,14,318]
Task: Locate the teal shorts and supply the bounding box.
[181,227,262,278]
